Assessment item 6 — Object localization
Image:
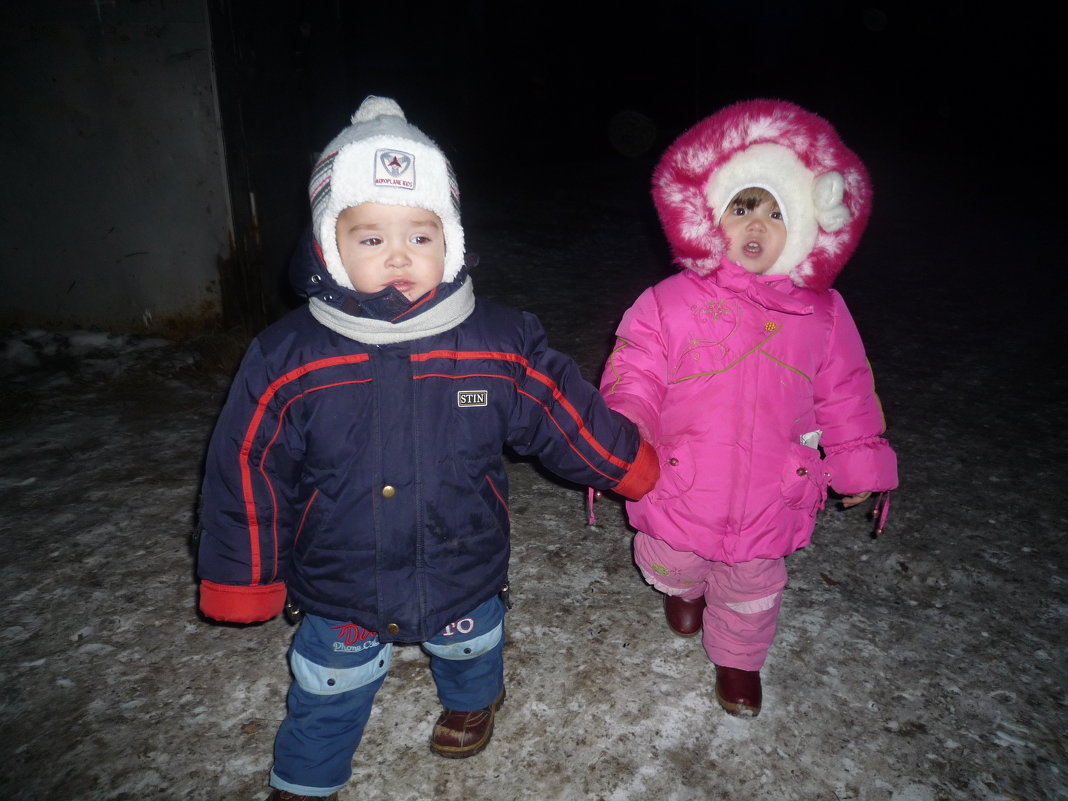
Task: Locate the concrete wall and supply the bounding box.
[0,0,229,333]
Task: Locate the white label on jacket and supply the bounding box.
[800,429,823,449]
[457,390,488,407]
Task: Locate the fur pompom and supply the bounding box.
[351,95,406,124]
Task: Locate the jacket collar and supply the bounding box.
[290,224,478,343]
[709,258,813,316]
[309,277,476,344]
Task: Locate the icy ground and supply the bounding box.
[1,156,1065,801]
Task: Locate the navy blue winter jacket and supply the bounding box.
[196,240,657,642]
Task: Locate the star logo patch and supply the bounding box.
[374,149,415,190]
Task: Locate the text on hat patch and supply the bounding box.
[375,149,415,190]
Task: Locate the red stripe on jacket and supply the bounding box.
[239,354,370,584]
[411,349,633,471]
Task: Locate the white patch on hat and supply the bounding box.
[375,149,415,190]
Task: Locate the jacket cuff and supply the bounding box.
[199,579,286,623]
[612,438,660,500]
[825,438,898,496]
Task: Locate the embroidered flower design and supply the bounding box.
[692,298,733,321]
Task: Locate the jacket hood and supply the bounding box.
[651,98,872,291]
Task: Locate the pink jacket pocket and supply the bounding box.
[653,440,697,499]
[780,442,831,514]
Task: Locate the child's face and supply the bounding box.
[336,202,446,300]
[721,197,787,275]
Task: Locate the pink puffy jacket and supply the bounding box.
[600,257,897,564]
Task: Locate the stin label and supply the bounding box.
[457,390,488,408]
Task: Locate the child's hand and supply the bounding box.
[839,491,872,509]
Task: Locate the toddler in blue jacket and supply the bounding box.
[195,96,658,801]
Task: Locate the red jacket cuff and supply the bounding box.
[199,579,286,623]
[612,438,660,501]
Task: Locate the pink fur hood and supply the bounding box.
[651,99,872,291]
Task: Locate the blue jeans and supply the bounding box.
[270,596,505,795]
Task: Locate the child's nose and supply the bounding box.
[385,245,411,268]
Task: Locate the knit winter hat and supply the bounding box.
[651,99,871,290]
[309,95,464,289]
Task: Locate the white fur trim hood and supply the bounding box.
[651,98,872,291]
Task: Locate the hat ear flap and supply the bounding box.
[813,171,851,233]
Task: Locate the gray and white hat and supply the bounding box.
[309,96,464,289]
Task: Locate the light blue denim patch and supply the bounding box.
[290,642,393,695]
[422,621,503,661]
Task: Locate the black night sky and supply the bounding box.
[283,2,1048,164]
[214,1,1054,318]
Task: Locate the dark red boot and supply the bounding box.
[663,594,706,637]
[715,665,762,717]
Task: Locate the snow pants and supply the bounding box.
[633,531,787,671]
[269,595,505,796]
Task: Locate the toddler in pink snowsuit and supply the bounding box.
[600,99,898,717]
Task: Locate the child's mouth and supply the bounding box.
[743,241,763,256]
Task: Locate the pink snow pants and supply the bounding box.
[633,531,788,671]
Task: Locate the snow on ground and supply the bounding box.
[1,155,1065,801]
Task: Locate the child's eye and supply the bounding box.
[770,211,783,220]
[730,206,748,216]
[360,236,383,246]
[411,234,433,244]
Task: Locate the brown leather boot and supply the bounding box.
[430,688,505,758]
[714,665,762,717]
[663,594,706,637]
[264,791,339,801]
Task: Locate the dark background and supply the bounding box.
[210,1,1056,327]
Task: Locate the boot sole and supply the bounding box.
[715,688,761,717]
[667,624,702,638]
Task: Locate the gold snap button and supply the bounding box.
[382,485,396,498]
[796,467,808,476]
[668,457,679,466]
[387,623,399,635]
